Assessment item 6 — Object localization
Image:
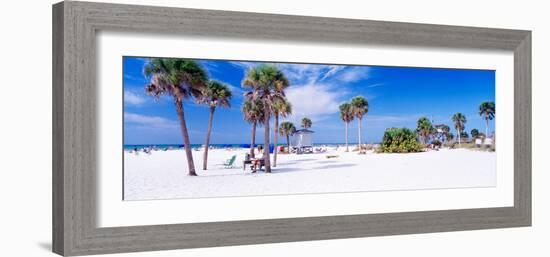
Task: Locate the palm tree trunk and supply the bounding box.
[457,129,461,145]
[202,106,215,170]
[485,117,489,138]
[286,134,290,153]
[175,98,197,176]
[250,121,257,157]
[358,117,362,149]
[345,122,349,152]
[263,109,271,173]
[273,114,279,167]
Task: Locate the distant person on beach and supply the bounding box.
[484,137,493,149]
[475,137,482,148]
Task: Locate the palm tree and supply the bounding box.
[279,121,296,153]
[243,64,289,173]
[339,103,354,151]
[460,131,469,141]
[301,117,312,129]
[479,101,495,137]
[471,128,480,139]
[447,132,455,141]
[452,113,467,145]
[242,99,265,157]
[416,117,434,144]
[434,124,450,143]
[272,99,292,167]
[144,58,208,176]
[351,96,369,149]
[197,80,232,170]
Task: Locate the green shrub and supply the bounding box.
[378,127,423,153]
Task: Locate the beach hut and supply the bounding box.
[293,129,314,154]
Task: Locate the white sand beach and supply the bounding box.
[123,147,496,200]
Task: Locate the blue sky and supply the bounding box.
[123,57,495,145]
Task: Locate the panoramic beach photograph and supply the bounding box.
[123,57,496,201]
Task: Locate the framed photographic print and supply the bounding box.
[53,1,531,256]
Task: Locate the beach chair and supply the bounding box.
[243,153,253,171]
[221,155,237,169]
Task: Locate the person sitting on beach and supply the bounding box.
[251,145,264,173]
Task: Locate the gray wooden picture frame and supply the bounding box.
[52,1,531,256]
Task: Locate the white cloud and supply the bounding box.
[124,112,177,129]
[334,66,370,83]
[285,84,343,123]
[124,90,146,106]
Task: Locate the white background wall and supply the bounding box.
[0,0,548,256]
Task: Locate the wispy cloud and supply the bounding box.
[228,61,371,86]
[124,112,177,129]
[228,61,256,71]
[320,66,345,81]
[124,74,147,83]
[367,83,385,88]
[226,84,245,98]
[200,60,221,75]
[124,90,146,106]
[278,63,329,84]
[334,66,371,83]
[367,114,420,123]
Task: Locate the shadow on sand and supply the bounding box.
[272,163,357,174]
[278,158,318,166]
[315,163,357,170]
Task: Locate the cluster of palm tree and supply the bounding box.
[144,60,300,174]
[241,64,291,172]
[434,124,452,143]
[416,119,456,145]
[412,101,495,147]
[338,96,369,152]
[416,117,434,144]
[470,128,483,139]
[143,58,232,176]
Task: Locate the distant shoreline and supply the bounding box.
[124,143,380,150]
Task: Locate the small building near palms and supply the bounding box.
[293,129,314,154]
